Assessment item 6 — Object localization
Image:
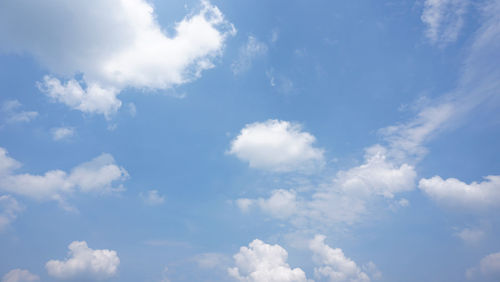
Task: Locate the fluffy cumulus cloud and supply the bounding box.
[0,100,38,125]
[52,127,75,141]
[140,189,165,206]
[466,252,500,281]
[421,0,469,46]
[46,241,119,280]
[0,147,128,203]
[239,145,416,226]
[419,175,500,211]
[0,0,235,117]
[228,239,309,282]
[228,120,325,172]
[2,269,39,282]
[334,145,416,199]
[0,195,23,231]
[231,36,268,75]
[310,235,373,282]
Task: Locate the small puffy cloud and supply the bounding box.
[455,227,485,244]
[46,241,119,280]
[466,252,500,281]
[2,269,39,282]
[236,189,298,219]
[0,147,128,203]
[140,190,165,206]
[0,195,23,232]
[418,175,500,210]
[421,0,469,46]
[310,235,372,282]
[228,120,325,172]
[0,0,235,117]
[228,239,309,282]
[52,127,75,141]
[1,100,38,124]
[231,36,267,75]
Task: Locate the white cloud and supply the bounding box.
[236,189,298,219]
[0,147,128,203]
[455,227,485,244]
[0,195,23,232]
[418,175,500,211]
[52,127,75,141]
[1,100,38,124]
[0,0,235,117]
[231,36,267,75]
[46,241,119,280]
[241,145,416,226]
[334,145,416,199]
[466,252,500,280]
[2,269,39,282]
[140,190,165,206]
[228,120,325,172]
[421,0,469,46]
[228,239,309,282]
[310,235,372,282]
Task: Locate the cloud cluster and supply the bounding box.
[0,147,128,204]
[310,235,372,282]
[0,0,235,117]
[46,241,120,280]
[228,239,309,282]
[51,127,75,141]
[2,269,39,282]
[228,120,325,172]
[229,236,379,282]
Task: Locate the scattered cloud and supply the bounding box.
[421,0,469,46]
[266,69,294,94]
[466,252,500,281]
[0,147,128,205]
[455,227,485,244]
[231,36,267,75]
[228,239,309,282]
[2,269,39,282]
[228,120,325,173]
[310,235,373,282]
[419,175,500,211]
[1,100,38,125]
[46,241,119,280]
[0,195,23,232]
[194,253,231,270]
[0,0,235,117]
[51,127,75,141]
[140,190,165,206]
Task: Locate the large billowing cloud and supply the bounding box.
[228,120,325,172]
[228,239,309,282]
[46,241,119,280]
[1,269,39,282]
[310,235,375,282]
[0,0,235,117]
[419,175,500,210]
[0,147,128,204]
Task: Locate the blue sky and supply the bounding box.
[0,0,500,281]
